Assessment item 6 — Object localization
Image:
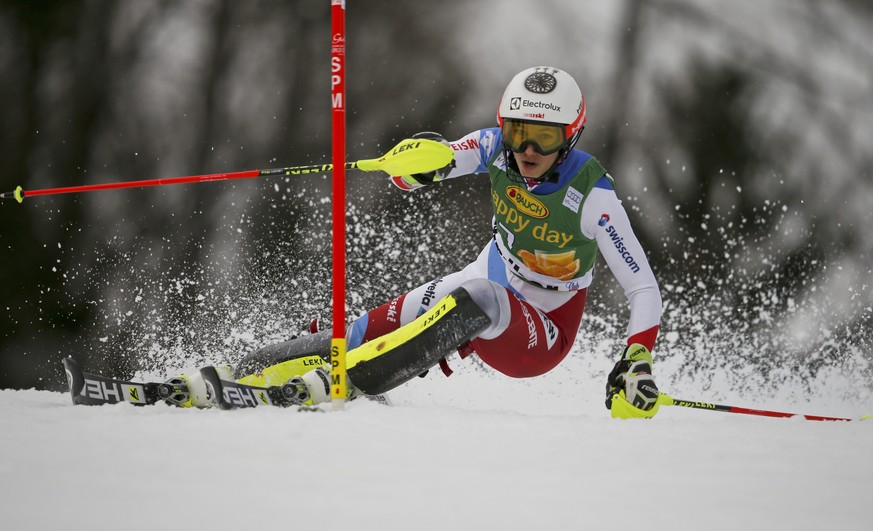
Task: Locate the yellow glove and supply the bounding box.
[605,344,661,419]
[390,132,455,190]
[609,390,674,419]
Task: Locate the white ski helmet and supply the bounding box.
[497,66,587,158]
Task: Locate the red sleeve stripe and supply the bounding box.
[390,175,416,191]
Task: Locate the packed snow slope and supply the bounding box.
[1,355,870,531]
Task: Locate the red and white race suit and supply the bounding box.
[349,128,662,378]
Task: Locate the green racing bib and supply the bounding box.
[490,153,609,289]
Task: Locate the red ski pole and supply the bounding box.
[0,164,345,203]
[0,139,453,204]
[660,394,870,421]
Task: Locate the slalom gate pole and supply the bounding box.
[661,394,869,422]
[330,0,348,410]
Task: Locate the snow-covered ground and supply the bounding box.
[2,354,870,531]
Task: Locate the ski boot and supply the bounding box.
[156,376,191,407]
[288,365,390,406]
[278,375,315,405]
[159,365,235,408]
[295,366,331,405]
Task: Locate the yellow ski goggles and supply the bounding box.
[501,119,568,155]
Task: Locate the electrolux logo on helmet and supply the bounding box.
[509,97,561,113]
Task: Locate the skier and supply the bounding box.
[190,66,664,418]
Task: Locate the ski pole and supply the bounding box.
[0,137,453,204]
[659,393,870,422]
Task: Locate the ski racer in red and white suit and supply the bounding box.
[225,67,665,417]
[350,126,662,384]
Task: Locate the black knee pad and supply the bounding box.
[347,286,491,395]
[233,330,332,379]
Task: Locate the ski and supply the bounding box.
[62,357,188,406]
[62,357,391,409]
[199,366,392,410]
[199,365,311,410]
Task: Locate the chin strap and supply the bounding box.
[503,147,558,185]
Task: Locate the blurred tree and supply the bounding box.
[0,0,474,389]
[0,0,121,386]
[1,0,871,395]
[602,0,873,388]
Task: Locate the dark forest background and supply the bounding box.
[1,0,871,393]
